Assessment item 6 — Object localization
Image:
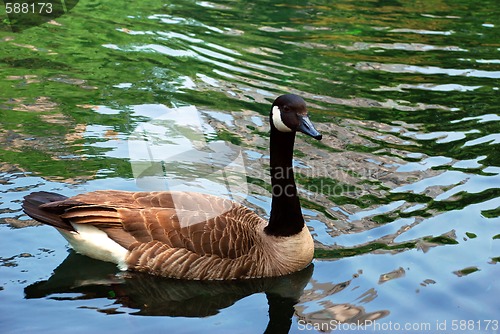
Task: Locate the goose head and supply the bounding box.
[270,94,322,140]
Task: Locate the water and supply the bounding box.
[1,0,499,333]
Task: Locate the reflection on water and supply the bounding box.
[1,0,499,332]
[25,253,313,319]
[25,252,389,331]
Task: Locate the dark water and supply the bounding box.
[1,0,499,333]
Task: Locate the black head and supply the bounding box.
[270,94,322,140]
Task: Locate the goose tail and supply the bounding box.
[22,191,75,231]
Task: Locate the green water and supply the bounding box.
[1,0,499,333]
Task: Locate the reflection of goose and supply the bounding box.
[25,251,314,331]
[22,94,322,280]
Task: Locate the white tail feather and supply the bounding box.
[59,224,128,270]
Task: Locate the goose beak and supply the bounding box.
[298,115,322,140]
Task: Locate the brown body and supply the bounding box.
[23,190,314,280]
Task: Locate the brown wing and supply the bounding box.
[33,190,261,259]
[69,190,234,214]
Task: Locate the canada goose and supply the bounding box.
[22,94,322,280]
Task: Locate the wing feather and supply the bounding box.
[24,190,265,278]
[65,191,260,256]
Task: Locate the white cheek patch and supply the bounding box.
[272,106,293,132]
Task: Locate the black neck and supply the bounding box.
[264,127,305,237]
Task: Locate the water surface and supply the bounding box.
[1,0,499,333]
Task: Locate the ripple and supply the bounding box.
[348,201,406,222]
[392,170,468,194]
[330,217,415,247]
[452,156,486,169]
[463,134,500,147]
[435,172,500,201]
[374,83,481,92]
[396,156,453,172]
[341,42,467,52]
[451,114,500,124]
[389,28,455,35]
[402,130,481,144]
[356,62,500,79]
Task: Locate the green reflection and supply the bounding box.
[0,0,498,263]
